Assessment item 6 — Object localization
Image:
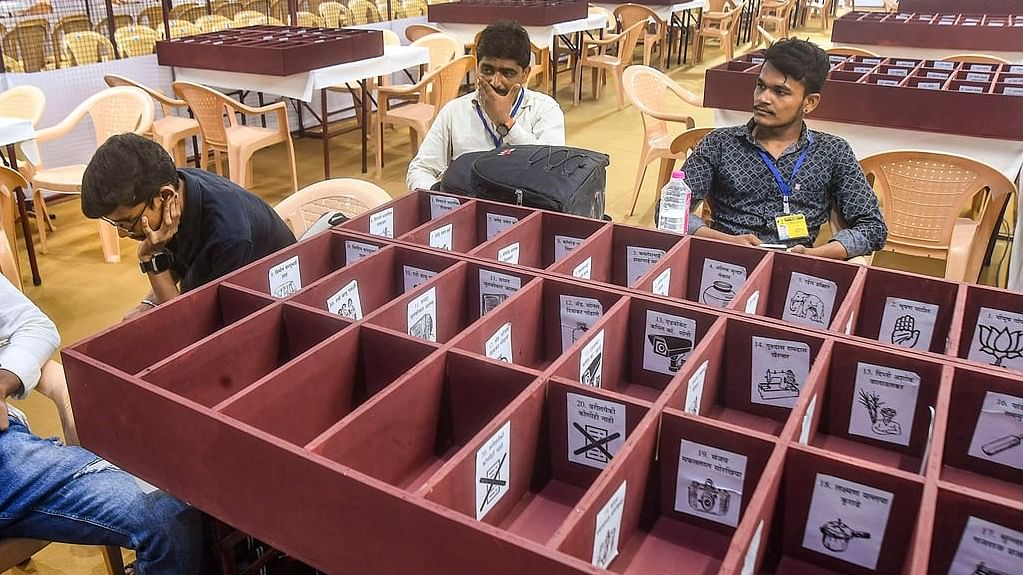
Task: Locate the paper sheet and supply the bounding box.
[675,440,748,527]
[567,392,626,470]
[750,336,811,408]
[848,362,920,447]
[802,474,894,570]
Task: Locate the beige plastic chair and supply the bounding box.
[694,0,744,63]
[325,29,400,127]
[51,13,92,67]
[802,0,834,30]
[941,53,1011,66]
[755,24,778,47]
[15,0,52,16]
[574,21,645,109]
[173,81,298,192]
[0,167,28,284]
[170,2,203,20]
[752,0,796,47]
[657,126,714,192]
[25,86,154,262]
[292,11,324,26]
[105,75,200,167]
[318,1,351,26]
[94,14,134,38]
[213,1,243,19]
[826,46,879,58]
[62,31,116,66]
[859,151,1015,283]
[274,178,391,237]
[241,0,270,12]
[167,19,203,38]
[115,25,161,56]
[614,3,667,70]
[0,85,46,127]
[139,4,165,28]
[3,19,52,72]
[405,23,442,42]
[348,0,382,24]
[374,55,475,178]
[401,0,428,17]
[622,66,702,216]
[233,11,283,26]
[3,55,25,73]
[196,14,234,32]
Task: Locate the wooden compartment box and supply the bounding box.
[899,0,1021,11]
[340,189,469,240]
[546,224,683,288]
[156,26,385,75]
[399,198,535,254]
[923,486,1023,574]
[427,0,588,27]
[470,211,609,271]
[831,12,1023,52]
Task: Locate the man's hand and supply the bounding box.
[788,242,849,260]
[123,302,152,321]
[138,193,181,260]
[0,370,24,432]
[693,226,762,246]
[477,78,521,125]
[730,233,762,247]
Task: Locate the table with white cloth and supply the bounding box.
[173,44,430,177]
[714,108,1023,290]
[431,13,609,98]
[0,116,42,285]
[590,1,705,66]
[830,43,1023,65]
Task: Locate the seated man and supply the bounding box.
[406,21,566,191]
[81,134,296,315]
[681,38,887,259]
[0,274,201,573]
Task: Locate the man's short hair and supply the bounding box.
[763,38,829,95]
[81,133,178,218]
[476,21,531,70]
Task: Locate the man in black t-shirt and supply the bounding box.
[82,134,295,317]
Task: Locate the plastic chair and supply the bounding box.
[0,167,28,284]
[859,150,1015,283]
[167,19,202,37]
[241,0,269,13]
[0,85,46,127]
[94,14,134,38]
[14,0,52,16]
[318,1,351,26]
[694,0,744,63]
[115,25,161,56]
[622,66,702,216]
[755,24,778,47]
[941,53,1011,66]
[62,31,116,66]
[825,46,879,58]
[173,81,298,192]
[374,55,475,178]
[233,11,283,26]
[170,2,203,20]
[801,0,834,30]
[752,0,796,47]
[293,11,325,26]
[139,4,165,28]
[614,3,667,70]
[348,0,382,24]
[195,14,234,32]
[574,20,645,109]
[50,13,92,67]
[401,0,428,17]
[405,23,442,42]
[656,126,714,196]
[213,1,243,19]
[105,75,200,167]
[25,86,154,262]
[3,19,52,72]
[3,55,25,73]
[274,178,391,237]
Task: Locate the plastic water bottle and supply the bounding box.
[657,170,691,234]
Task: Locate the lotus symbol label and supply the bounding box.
[977,324,1023,368]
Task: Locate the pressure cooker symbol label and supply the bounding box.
[819,518,870,552]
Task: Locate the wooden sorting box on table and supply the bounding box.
[899,0,1021,12]
[704,50,1023,140]
[427,0,589,26]
[155,26,385,75]
[831,12,1023,52]
[64,190,1023,574]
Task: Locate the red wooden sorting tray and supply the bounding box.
[703,51,1023,140]
[427,0,588,26]
[63,191,1023,574]
[831,12,1023,51]
[156,26,384,75]
[899,0,1022,12]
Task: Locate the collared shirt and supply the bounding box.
[0,274,59,406]
[681,119,887,258]
[406,87,566,191]
[167,169,296,292]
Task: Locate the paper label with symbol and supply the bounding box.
[949,516,1023,575]
[879,297,938,350]
[591,480,627,569]
[485,213,518,240]
[479,269,521,316]
[643,310,696,375]
[967,307,1023,371]
[475,421,511,520]
[968,391,1023,471]
[485,322,513,363]
[848,362,920,447]
[554,235,584,261]
[268,256,301,298]
[369,207,394,238]
[344,240,379,265]
[497,242,520,264]
[407,287,437,342]
[403,265,438,292]
[326,279,363,320]
[560,295,604,352]
[802,474,894,570]
[685,360,708,414]
[572,257,592,280]
[652,268,671,296]
[626,246,666,286]
[428,223,453,251]
[699,259,747,308]
[567,392,626,470]
[430,194,461,219]
[579,329,604,387]
[750,336,811,408]
[781,272,838,328]
[675,440,748,527]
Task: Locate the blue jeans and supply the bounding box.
[0,417,202,574]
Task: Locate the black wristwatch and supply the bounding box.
[140,252,174,275]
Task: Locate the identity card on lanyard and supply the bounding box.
[475,87,525,148]
[758,132,813,241]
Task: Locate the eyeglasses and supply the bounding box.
[101,204,147,231]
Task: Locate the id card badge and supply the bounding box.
[775,214,809,241]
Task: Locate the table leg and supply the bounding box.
[321,89,330,179]
[5,145,41,286]
[360,79,369,175]
[550,39,559,98]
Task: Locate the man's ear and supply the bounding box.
[803,93,821,114]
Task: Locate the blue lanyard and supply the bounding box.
[474,87,525,148]
[757,131,814,214]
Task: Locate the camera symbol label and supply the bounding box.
[675,440,748,527]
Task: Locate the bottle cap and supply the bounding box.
[672,170,685,179]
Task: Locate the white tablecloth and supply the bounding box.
[173,44,430,102]
[431,13,610,50]
[832,43,1023,65]
[714,109,1023,290]
[591,1,705,22]
[0,116,39,164]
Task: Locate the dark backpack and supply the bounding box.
[441,145,609,219]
